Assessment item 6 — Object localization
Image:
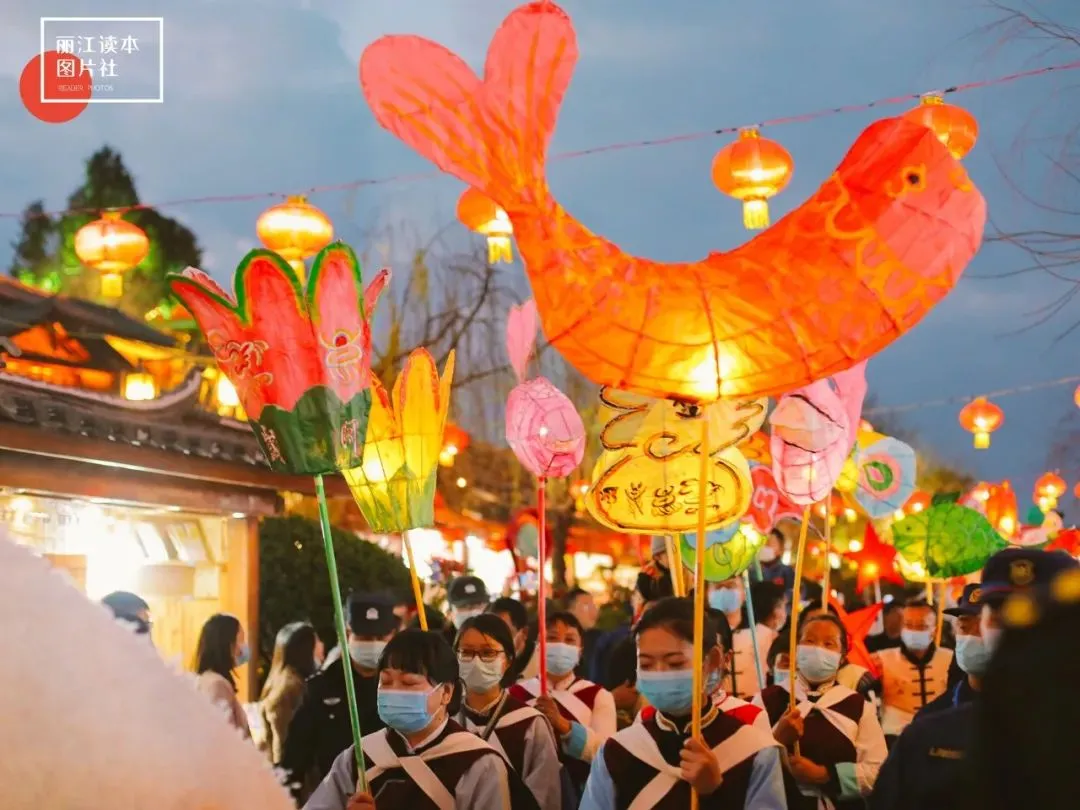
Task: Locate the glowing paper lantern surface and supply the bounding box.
[711,128,794,230]
[584,388,765,534]
[854,435,917,518]
[457,188,514,264]
[744,463,803,533]
[958,396,1003,449]
[893,501,1008,580]
[168,244,390,474]
[256,196,334,265]
[359,2,986,403]
[680,525,767,582]
[985,481,1019,539]
[75,211,150,297]
[504,300,585,479]
[1034,472,1067,508]
[770,362,867,505]
[844,523,903,593]
[342,349,455,533]
[902,95,978,160]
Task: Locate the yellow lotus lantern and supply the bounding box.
[74,211,150,298]
[343,348,455,532]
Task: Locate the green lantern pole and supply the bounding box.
[315,474,368,792]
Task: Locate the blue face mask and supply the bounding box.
[545,642,580,676]
[377,685,440,734]
[901,629,932,651]
[708,588,743,614]
[637,669,696,716]
[955,635,991,677]
[705,668,721,696]
[236,643,250,667]
[772,667,790,688]
[796,644,841,683]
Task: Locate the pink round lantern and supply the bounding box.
[506,376,586,478]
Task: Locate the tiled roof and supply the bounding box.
[0,373,264,466]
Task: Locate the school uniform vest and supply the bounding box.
[510,676,600,788]
[459,691,540,783]
[877,646,953,735]
[348,720,498,810]
[603,705,776,809]
[759,683,866,810]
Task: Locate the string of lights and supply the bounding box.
[1,58,1077,221]
[863,374,1080,416]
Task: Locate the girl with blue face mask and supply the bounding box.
[751,614,888,808]
[579,597,787,810]
[454,614,562,810]
[304,629,539,810]
[509,610,617,800]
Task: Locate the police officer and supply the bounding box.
[278,593,398,804]
[446,575,490,630]
[919,584,985,716]
[869,548,1078,810]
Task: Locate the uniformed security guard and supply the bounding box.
[919,583,985,715]
[868,548,1078,810]
[278,593,398,804]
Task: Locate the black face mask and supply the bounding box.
[116,616,153,641]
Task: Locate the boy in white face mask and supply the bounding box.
[869,599,953,744]
[453,613,561,810]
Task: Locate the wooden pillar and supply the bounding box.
[222,516,260,701]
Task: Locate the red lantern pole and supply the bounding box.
[537,476,549,696]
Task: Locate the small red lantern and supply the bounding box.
[958,396,1004,449]
[902,94,978,160]
[457,188,514,264]
[440,423,470,467]
[711,128,794,230]
[1035,472,1067,510]
[74,211,150,298]
[985,481,1019,538]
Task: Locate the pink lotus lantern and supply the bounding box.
[504,299,584,695]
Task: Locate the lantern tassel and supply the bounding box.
[974,431,990,450]
[101,272,124,299]
[742,199,770,230]
[487,235,513,264]
[315,474,368,793]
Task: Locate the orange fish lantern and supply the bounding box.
[457,188,514,264]
[1034,471,1067,511]
[359,2,986,404]
[711,128,794,230]
[985,481,1019,538]
[903,95,978,160]
[958,396,1003,449]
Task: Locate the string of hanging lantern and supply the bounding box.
[3,58,1076,223]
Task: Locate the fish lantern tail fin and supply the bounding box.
[360,2,577,214]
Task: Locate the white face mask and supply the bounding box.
[758,545,778,563]
[458,656,505,693]
[453,607,485,625]
[901,628,932,651]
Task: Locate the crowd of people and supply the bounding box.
[101,528,1080,809]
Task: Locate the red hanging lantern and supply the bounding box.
[902,94,978,160]
[1034,471,1067,510]
[985,481,1019,538]
[457,188,514,264]
[711,128,794,230]
[958,396,1003,449]
[74,211,150,298]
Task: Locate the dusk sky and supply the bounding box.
[2,1,1078,517]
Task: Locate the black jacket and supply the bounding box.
[920,678,976,717]
[869,703,975,810]
[277,657,383,804]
